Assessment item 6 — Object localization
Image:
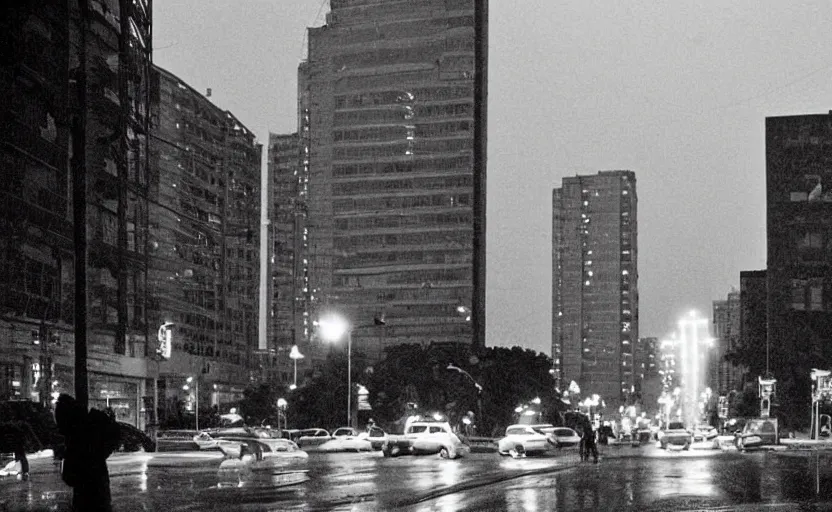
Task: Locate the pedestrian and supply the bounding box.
[582,423,598,463]
[0,421,29,480]
[55,394,121,512]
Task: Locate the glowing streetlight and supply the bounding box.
[289,345,304,390]
[277,397,288,430]
[316,314,352,427]
[184,376,199,431]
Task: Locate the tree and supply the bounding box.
[239,383,284,426]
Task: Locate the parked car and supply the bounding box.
[497,425,550,457]
[550,427,582,448]
[658,421,692,450]
[357,426,388,450]
[117,422,156,452]
[156,430,204,452]
[295,428,332,448]
[382,421,470,459]
[318,436,373,452]
[330,427,359,438]
[735,418,778,450]
[693,425,718,444]
[207,427,310,460]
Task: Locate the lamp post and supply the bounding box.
[316,314,352,428]
[289,345,304,390]
[155,322,174,427]
[277,397,287,431]
[183,376,198,431]
[446,364,483,427]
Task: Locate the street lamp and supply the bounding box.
[316,314,352,427]
[446,364,483,426]
[277,397,288,431]
[289,345,304,390]
[183,376,199,431]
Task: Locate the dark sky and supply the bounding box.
[154,0,832,356]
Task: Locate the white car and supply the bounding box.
[550,427,582,448]
[331,427,359,438]
[497,425,551,457]
[318,436,373,452]
[383,421,470,459]
[296,428,332,448]
[356,426,388,450]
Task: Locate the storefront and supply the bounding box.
[89,374,143,428]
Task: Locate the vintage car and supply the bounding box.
[657,421,692,450]
[735,418,778,450]
[357,426,388,450]
[382,421,470,459]
[497,425,550,457]
[330,427,359,438]
[156,430,204,452]
[550,427,582,448]
[295,428,332,448]
[693,424,719,444]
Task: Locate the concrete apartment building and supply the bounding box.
[552,171,638,408]
[711,290,742,395]
[148,66,262,421]
[266,132,317,385]
[297,0,488,360]
[0,1,153,427]
[765,113,832,425]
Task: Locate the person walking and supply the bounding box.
[55,394,121,512]
[0,421,29,480]
[582,423,599,463]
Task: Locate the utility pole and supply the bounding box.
[72,0,89,410]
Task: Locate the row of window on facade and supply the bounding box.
[790,279,827,311]
[333,102,472,127]
[334,85,472,109]
[332,155,472,178]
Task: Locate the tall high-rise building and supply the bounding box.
[148,65,262,418]
[552,171,638,407]
[298,0,487,360]
[738,270,766,383]
[266,132,317,385]
[0,1,153,427]
[765,113,832,425]
[711,290,741,395]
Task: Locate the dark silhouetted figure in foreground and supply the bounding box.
[0,421,29,480]
[55,394,121,511]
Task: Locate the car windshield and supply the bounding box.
[506,427,530,435]
[668,422,686,430]
[554,428,575,436]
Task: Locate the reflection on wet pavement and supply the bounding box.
[2,448,832,511]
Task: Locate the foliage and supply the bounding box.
[239,383,284,426]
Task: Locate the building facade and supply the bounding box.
[552,171,638,408]
[266,132,314,385]
[765,113,832,426]
[148,65,262,421]
[298,0,488,360]
[711,290,742,395]
[0,0,153,428]
[738,270,766,383]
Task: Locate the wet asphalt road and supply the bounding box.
[2,445,832,511]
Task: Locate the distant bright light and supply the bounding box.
[318,314,349,342]
[514,406,523,413]
[277,398,287,408]
[523,410,537,416]
[532,397,541,405]
[433,412,443,421]
[289,384,297,390]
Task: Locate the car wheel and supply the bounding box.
[439,447,450,459]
